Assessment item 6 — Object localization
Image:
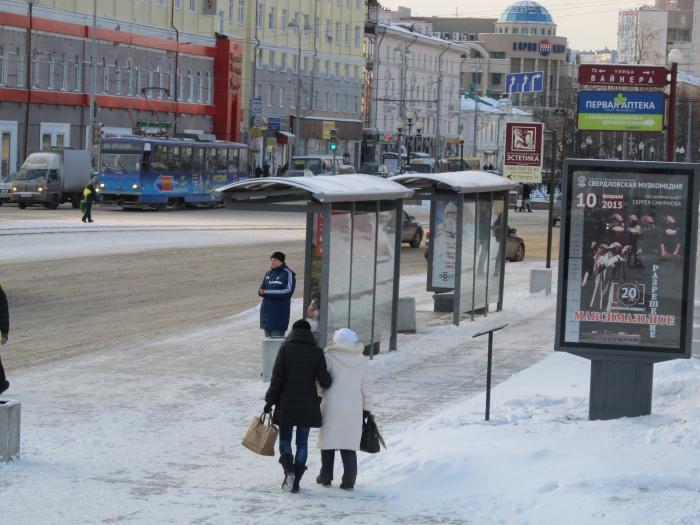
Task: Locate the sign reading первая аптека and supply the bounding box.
[577,91,665,132]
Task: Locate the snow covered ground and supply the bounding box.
[1,215,699,524]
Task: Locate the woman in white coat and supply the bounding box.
[316,328,373,490]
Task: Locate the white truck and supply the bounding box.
[9,149,92,209]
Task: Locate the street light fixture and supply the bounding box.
[405,110,415,169]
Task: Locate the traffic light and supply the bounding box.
[329,128,338,152]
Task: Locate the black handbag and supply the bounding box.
[360,413,386,453]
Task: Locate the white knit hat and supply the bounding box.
[333,328,359,348]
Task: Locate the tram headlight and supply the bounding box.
[11,186,17,192]
[99,182,105,189]
[131,183,139,190]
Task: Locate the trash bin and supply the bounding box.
[261,337,285,382]
[0,399,20,462]
[398,297,416,333]
[433,292,454,313]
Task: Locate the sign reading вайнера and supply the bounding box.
[577,91,665,132]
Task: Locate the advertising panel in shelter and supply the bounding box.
[557,162,697,356]
[431,199,459,289]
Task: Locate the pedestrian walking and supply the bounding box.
[81,182,97,223]
[264,319,332,493]
[316,328,374,490]
[0,284,10,395]
[254,165,263,178]
[263,162,271,177]
[259,251,296,337]
[522,183,533,212]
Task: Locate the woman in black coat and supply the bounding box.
[265,319,331,493]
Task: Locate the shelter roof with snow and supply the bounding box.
[391,172,517,194]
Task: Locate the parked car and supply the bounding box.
[424,225,525,262]
[401,211,424,248]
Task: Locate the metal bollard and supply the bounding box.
[0,399,20,462]
[261,337,284,382]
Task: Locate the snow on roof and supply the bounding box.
[460,97,503,113]
[391,171,517,193]
[378,22,470,49]
[216,174,414,203]
[679,71,700,88]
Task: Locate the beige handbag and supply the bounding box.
[242,411,278,456]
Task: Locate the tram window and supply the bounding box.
[180,147,193,171]
[216,148,228,170]
[204,148,217,173]
[167,146,179,170]
[151,146,167,172]
[192,148,204,172]
[228,148,240,172]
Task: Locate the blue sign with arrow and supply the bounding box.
[505,71,544,94]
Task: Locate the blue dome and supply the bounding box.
[498,1,554,24]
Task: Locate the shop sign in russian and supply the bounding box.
[503,122,544,183]
[577,91,665,132]
[556,161,698,357]
[578,64,667,88]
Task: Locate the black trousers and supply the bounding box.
[319,449,357,486]
[82,202,93,221]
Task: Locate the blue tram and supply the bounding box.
[98,136,248,209]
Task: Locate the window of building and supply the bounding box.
[344,94,348,112]
[530,28,536,35]
[324,92,329,110]
[313,90,318,108]
[267,85,273,105]
[268,7,276,29]
[303,56,309,75]
[60,54,68,91]
[290,87,296,108]
[187,69,194,101]
[255,48,263,69]
[205,71,212,103]
[228,0,234,20]
[512,27,518,34]
[238,0,245,24]
[335,22,341,43]
[256,82,261,97]
[325,60,330,78]
[189,0,196,12]
[335,62,340,80]
[314,58,320,77]
[279,87,284,107]
[315,16,320,39]
[175,0,182,8]
[269,50,275,70]
[354,65,359,81]
[354,96,358,113]
[256,2,263,27]
[281,53,287,72]
[335,93,339,111]
[344,24,350,46]
[47,54,56,90]
[356,0,361,8]
[491,73,502,85]
[344,63,349,79]
[281,9,287,31]
[292,55,298,74]
[326,19,332,40]
[354,26,360,48]
[31,51,39,88]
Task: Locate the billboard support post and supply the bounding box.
[545,129,557,269]
[589,358,654,420]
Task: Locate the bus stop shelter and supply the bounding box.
[215,174,414,352]
[392,172,517,325]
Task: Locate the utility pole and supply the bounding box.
[251,0,260,166]
[472,86,479,158]
[295,21,303,158]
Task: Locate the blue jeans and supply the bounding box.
[264,329,285,338]
[279,425,310,465]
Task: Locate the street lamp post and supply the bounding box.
[289,16,311,157]
[405,110,415,171]
[396,117,404,172]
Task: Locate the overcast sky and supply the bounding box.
[382,0,649,51]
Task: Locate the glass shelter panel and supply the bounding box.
[488,195,505,306]
[431,198,460,290]
[373,208,396,344]
[474,195,492,311]
[350,210,377,345]
[459,196,476,314]
[326,208,352,335]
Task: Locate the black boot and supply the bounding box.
[291,463,307,494]
[0,380,8,395]
[279,453,294,491]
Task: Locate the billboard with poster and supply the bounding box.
[431,198,459,289]
[503,122,544,183]
[555,160,699,358]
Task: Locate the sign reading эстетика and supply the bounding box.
[503,122,544,183]
[577,91,665,132]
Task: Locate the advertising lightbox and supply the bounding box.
[556,160,699,358]
[577,91,665,132]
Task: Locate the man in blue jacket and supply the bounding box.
[259,251,296,337]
